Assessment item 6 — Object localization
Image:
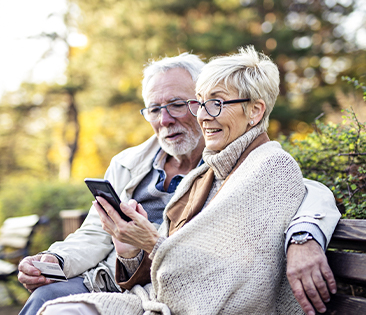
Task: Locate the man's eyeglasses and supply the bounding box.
[187,98,251,117]
[140,101,188,122]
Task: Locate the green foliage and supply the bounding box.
[281,81,366,218]
[70,0,366,132]
[1,0,365,185]
[342,76,366,102]
[0,179,92,251]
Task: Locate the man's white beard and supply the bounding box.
[158,124,202,157]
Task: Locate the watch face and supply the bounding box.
[292,232,309,242]
[291,232,313,245]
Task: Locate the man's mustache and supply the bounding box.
[159,127,186,138]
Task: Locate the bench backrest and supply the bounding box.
[323,219,366,314]
[0,214,41,264]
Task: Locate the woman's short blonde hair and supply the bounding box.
[196,46,280,131]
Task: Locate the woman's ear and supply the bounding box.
[249,99,266,125]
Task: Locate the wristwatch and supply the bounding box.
[290,232,313,245]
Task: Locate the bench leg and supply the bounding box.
[4,281,22,305]
[1,277,29,305]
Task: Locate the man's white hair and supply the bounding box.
[196,46,280,131]
[142,53,205,105]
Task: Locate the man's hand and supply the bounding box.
[286,240,337,315]
[18,254,58,292]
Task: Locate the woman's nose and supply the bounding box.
[197,105,213,122]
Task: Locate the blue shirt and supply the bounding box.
[153,149,203,193]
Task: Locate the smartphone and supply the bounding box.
[84,178,131,222]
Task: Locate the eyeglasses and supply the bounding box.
[187,98,251,117]
[140,100,189,122]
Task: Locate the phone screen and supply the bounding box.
[84,178,131,222]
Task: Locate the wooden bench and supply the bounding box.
[0,214,48,304]
[59,209,88,239]
[319,219,366,314]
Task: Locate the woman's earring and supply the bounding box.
[250,120,254,125]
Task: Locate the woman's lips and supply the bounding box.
[205,128,221,135]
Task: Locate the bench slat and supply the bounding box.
[0,226,33,239]
[0,259,17,276]
[0,236,29,249]
[321,294,366,314]
[322,219,366,314]
[326,251,366,286]
[1,214,39,229]
[0,214,45,304]
[328,219,366,251]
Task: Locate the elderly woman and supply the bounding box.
[39,46,305,314]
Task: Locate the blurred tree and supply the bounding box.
[0,0,365,189]
[70,0,365,133]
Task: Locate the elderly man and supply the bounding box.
[18,52,340,315]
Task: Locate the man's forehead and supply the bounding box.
[145,69,195,106]
[147,96,185,106]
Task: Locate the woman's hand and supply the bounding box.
[94,197,160,254]
[112,236,141,258]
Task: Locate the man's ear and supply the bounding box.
[250,99,266,125]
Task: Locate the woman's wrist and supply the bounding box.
[117,249,143,262]
[144,234,161,254]
[117,250,144,278]
[117,248,141,259]
[148,236,167,260]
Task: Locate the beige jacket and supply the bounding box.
[47,135,161,291]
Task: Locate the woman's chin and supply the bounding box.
[205,142,224,151]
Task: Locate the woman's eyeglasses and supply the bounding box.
[187,98,251,117]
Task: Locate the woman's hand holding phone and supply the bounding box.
[93,197,160,255]
[112,237,141,258]
[84,178,131,222]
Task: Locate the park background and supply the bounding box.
[0,0,365,305]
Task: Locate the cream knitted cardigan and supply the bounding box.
[38,127,306,315]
